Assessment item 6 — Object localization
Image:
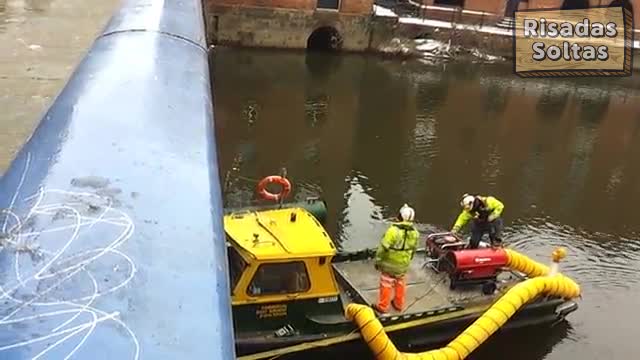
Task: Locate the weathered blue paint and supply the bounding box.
[0,0,234,359]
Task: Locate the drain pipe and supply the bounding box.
[0,0,235,358]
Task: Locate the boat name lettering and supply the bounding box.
[256,304,287,318]
[318,296,338,303]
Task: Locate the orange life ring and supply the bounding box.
[257,176,292,201]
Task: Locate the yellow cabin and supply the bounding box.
[224,207,344,335]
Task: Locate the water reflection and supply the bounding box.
[536,89,570,121]
[304,94,328,128]
[305,52,343,80]
[211,47,640,360]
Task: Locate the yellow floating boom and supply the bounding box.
[345,247,580,360]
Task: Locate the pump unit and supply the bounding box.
[440,248,508,294]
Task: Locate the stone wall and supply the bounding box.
[206,4,375,51]
[368,16,401,50]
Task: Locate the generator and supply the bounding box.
[425,232,467,272]
[440,247,508,294]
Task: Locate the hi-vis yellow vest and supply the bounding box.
[375,222,419,276]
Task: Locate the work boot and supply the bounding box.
[371,303,387,315]
[392,300,404,312]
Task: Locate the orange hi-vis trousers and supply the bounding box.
[377,272,406,312]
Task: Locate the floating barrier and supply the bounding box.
[346,248,580,360]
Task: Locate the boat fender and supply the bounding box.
[257,175,292,202]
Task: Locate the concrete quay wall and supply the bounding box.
[206,5,375,51]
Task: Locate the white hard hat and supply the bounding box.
[399,204,415,221]
[460,194,475,211]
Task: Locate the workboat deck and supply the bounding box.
[333,253,521,316]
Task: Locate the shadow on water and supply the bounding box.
[305,52,343,79]
[210,46,640,360]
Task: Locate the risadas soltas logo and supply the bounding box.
[513,5,634,77]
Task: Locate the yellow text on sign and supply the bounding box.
[256,304,287,319]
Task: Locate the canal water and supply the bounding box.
[213,47,640,360]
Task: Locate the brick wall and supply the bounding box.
[525,0,640,31]
[527,0,563,8]
[209,0,315,10]
[464,0,505,14]
[207,0,373,14]
[341,0,373,14]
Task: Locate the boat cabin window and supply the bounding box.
[248,261,310,296]
[227,245,247,294]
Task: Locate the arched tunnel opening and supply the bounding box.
[306,26,343,52]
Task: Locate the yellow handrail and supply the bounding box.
[345,247,580,360]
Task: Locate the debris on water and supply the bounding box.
[71,176,110,189]
[379,38,415,57]
[412,37,507,64]
[468,48,506,62]
[415,38,445,52]
[411,38,457,62]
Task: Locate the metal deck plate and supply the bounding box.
[333,256,516,315]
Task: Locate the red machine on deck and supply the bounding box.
[425,232,507,294]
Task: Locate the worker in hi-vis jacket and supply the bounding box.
[451,194,505,249]
[374,204,419,313]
